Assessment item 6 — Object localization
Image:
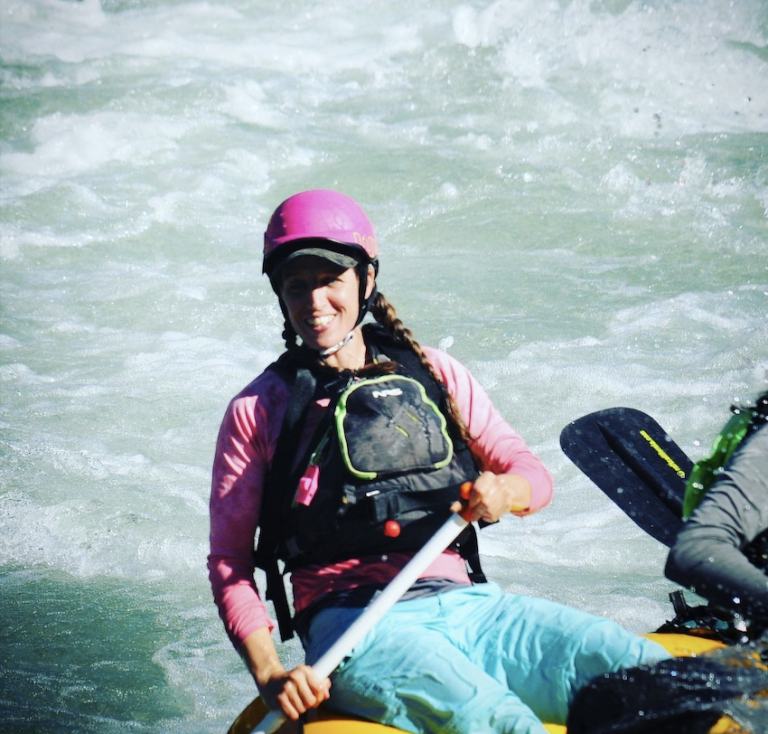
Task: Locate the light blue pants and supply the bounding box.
[303,583,669,734]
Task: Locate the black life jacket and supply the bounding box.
[254,324,487,640]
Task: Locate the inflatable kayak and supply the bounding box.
[244,633,726,734]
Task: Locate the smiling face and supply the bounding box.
[278,255,374,365]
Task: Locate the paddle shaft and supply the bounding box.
[243,511,470,734]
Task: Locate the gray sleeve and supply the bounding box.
[665,425,768,621]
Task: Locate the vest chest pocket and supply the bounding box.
[334,375,454,480]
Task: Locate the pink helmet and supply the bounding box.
[263,189,378,278]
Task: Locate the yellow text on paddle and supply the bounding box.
[639,430,686,478]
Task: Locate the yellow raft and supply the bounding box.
[236,633,727,734]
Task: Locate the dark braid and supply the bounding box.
[282,320,298,350]
[370,291,472,442]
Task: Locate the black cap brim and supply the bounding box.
[269,245,361,282]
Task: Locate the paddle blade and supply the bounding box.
[560,407,693,547]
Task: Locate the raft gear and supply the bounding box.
[656,590,756,645]
[263,189,380,333]
[254,324,486,640]
[683,391,768,519]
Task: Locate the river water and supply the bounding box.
[1,0,766,731]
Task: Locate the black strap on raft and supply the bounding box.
[656,590,764,646]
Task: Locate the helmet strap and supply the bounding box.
[355,260,378,327]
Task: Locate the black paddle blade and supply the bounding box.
[560,407,694,547]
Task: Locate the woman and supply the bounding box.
[208,190,668,734]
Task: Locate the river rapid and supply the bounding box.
[1,0,766,731]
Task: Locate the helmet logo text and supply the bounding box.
[353,231,377,251]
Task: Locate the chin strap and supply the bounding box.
[318,330,354,358]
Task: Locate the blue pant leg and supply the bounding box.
[302,587,669,732]
[305,600,550,734]
[440,584,670,725]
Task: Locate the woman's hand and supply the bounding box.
[258,664,331,721]
[451,471,532,523]
[242,627,331,720]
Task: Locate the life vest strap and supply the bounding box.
[254,364,318,641]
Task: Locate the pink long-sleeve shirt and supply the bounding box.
[208,346,553,650]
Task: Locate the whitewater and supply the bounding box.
[1,0,766,731]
